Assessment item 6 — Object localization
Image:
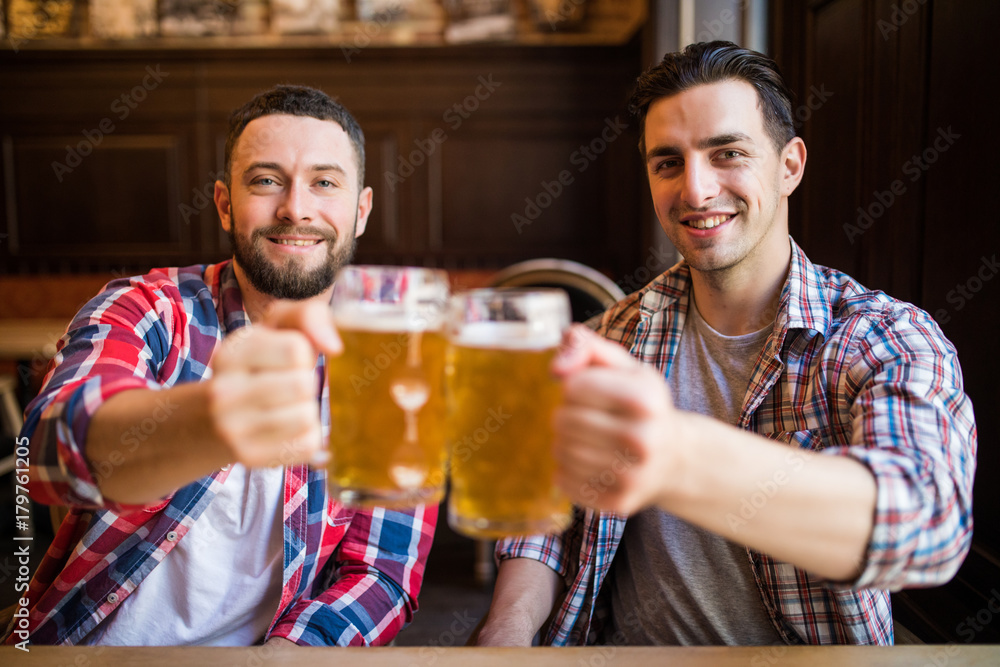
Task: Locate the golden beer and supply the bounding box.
[327,266,450,507]
[446,290,572,538]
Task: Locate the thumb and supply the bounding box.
[264,300,343,355]
[551,324,638,377]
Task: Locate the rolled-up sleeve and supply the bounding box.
[22,279,187,512]
[822,305,976,591]
[496,532,570,579]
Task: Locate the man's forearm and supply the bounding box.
[86,382,230,505]
[661,412,877,582]
[477,557,563,646]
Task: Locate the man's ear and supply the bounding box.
[215,180,232,232]
[780,137,807,197]
[354,186,373,238]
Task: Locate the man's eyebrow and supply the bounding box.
[697,132,754,150]
[242,162,348,177]
[311,163,347,175]
[645,133,756,161]
[242,161,282,176]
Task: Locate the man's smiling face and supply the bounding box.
[218,113,371,300]
[643,79,796,279]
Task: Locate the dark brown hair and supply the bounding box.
[629,41,796,155]
[224,84,366,190]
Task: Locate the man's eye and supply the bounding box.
[720,150,742,159]
[254,177,275,186]
[317,180,333,187]
[653,159,681,172]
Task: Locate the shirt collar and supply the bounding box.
[636,237,831,338]
[777,238,832,337]
[212,260,251,335]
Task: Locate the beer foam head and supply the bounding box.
[333,303,445,332]
[449,321,561,349]
[447,288,569,349]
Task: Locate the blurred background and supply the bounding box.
[1,0,997,647]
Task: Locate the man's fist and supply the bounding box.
[551,325,688,515]
[208,301,342,468]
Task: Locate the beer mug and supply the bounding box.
[446,289,573,538]
[327,266,450,507]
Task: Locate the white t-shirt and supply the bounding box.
[84,464,286,646]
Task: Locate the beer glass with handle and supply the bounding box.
[327,265,450,507]
[446,288,573,538]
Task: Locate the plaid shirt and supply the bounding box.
[498,239,976,645]
[6,261,437,647]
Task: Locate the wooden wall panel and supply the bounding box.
[772,0,1000,644]
[4,133,188,264]
[0,44,644,278]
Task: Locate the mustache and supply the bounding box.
[251,225,338,242]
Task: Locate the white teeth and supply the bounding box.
[273,239,319,246]
[691,215,729,229]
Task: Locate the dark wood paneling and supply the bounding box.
[920,0,1000,561]
[772,0,1000,643]
[0,44,644,277]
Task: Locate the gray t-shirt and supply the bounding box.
[607,298,784,645]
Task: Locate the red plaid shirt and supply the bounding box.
[6,261,437,646]
[498,239,977,645]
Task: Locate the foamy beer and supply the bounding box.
[327,266,450,507]
[447,289,573,538]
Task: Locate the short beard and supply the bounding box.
[229,217,357,300]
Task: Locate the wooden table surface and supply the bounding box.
[3,645,1000,666]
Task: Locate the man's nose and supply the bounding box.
[680,159,722,208]
[276,182,312,223]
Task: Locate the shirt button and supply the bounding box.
[166,531,178,542]
[107,593,119,605]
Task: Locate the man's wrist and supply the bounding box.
[477,610,539,647]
